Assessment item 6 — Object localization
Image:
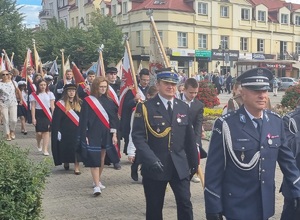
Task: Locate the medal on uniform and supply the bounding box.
[177,118,181,123]
[241,152,245,162]
[267,133,272,145]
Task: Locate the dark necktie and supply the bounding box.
[167,101,172,120]
[253,118,263,135]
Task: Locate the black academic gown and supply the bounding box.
[51,103,81,166]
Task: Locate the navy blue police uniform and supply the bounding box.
[280,106,300,220]
[204,68,300,220]
[132,69,198,220]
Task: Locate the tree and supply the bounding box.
[0,0,33,67]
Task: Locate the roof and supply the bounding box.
[131,0,194,13]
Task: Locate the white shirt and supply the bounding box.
[29,92,55,109]
[244,106,263,128]
[158,94,173,110]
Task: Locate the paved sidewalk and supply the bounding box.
[9,91,286,219]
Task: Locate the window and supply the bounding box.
[178,32,187,47]
[241,8,250,20]
[198,34,207,49]
[282,41,287,53]
[220,6,229,17]
[112,5,116,16]
[123,2,127,14]
[101,8,105,15]
[158,31,163,43]
[198,2,208,15]
[295,42,300,54]
[136,31,141,46]
[296,16,300,25]
[240,38,248,51]
[281,14,288,24]
[257,39,264,52]
[220,36,229,49]
[75,0,78,6]
[258,10,266,22]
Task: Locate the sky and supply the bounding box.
[16,0,41,28]
[14,0,300,29]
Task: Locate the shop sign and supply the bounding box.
[252,53,265,60]
[211,49,239,61]
[195,50,211,58]
[239,52,252,60]
[172,48,195,57]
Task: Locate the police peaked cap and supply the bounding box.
[237,67,273,91]
[156,67,179,84]
[63,83,77,91]
[18,81,26,86]
[105,67,118,74]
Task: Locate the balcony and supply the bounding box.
[39,9,54,19]
[277,52,298,61]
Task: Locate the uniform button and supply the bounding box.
[171,133,174,136]
[262,181,265,184]
[262,169,265,172]
[242,147,245,150]
[228,193,232,196]
[262,158,265,160]
[261,146,264,149]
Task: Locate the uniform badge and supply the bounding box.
[177,118,181,123]
[156,128,160,132]
[162,122,165,125]
[240,114,246,123]
[241,152,245,161]
[134,112,142,118]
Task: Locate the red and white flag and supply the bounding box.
[118,47,136,117]
[71,62,85,85]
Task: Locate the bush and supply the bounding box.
[281,84,300,109]
[0,140,50,220]
[197,80,220,108]
[203,108,223,119]
[271,104,294,117]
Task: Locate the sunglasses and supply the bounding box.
[2,74,9,76]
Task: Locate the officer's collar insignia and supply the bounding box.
[156,102,160,106]
[265,113,269,122]
[240,114,246,123]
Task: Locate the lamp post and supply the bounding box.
[218,42,229,75]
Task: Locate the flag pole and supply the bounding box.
[124,36,138,94]
[2,49,13,71]
[0,53,3,71]
[32,39,39,73]
[60,49,66,85]
[146,9,170,67]
[11,52,14,65]
[98,44,105,76]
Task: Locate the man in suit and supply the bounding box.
[105,67,120,96]
[54,69,75,101]
[204,67,300,220]
[121,68,150,155]
[280,99,300,220]
[179,78,206,183]
[132,68,198,220]
[77,70,95,100]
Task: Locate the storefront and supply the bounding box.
[211,49,239,75]
[170,48,195,76]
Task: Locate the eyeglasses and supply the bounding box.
[2,74,9,76]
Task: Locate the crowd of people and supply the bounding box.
[0,65,300,220]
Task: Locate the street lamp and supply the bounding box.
[218,42,229,75]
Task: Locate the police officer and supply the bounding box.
[132,68,198,220]
[204,67,300,220]
[280,99,300,220]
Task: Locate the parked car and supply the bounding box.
[278,77,298,90]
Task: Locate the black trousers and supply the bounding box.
[142,175,193,220]
[280,197,300,220]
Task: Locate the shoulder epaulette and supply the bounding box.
[267,110,281,118]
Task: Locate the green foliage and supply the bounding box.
[197,80,220,108]
[0,0,33,66]
[0,140,50,219]
[281,84,300,109]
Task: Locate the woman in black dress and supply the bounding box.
[79,76,118,196]
[51,84,82,174]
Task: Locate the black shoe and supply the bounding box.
[63,163,69,170]
[131,163,138,181]
[113,163,121,170]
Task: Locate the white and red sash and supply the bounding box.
[80,83,90,96]
[31,92,52,122]
[85,96,110,129]
[22,93,28,110]
[108,85,119,106]
[56,100,79,126]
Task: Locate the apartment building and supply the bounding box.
[39,0,300,77]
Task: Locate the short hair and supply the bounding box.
[184,78,198,89]
[146,86,158,97]
[87,70,96,75]
[139,68,149,78]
